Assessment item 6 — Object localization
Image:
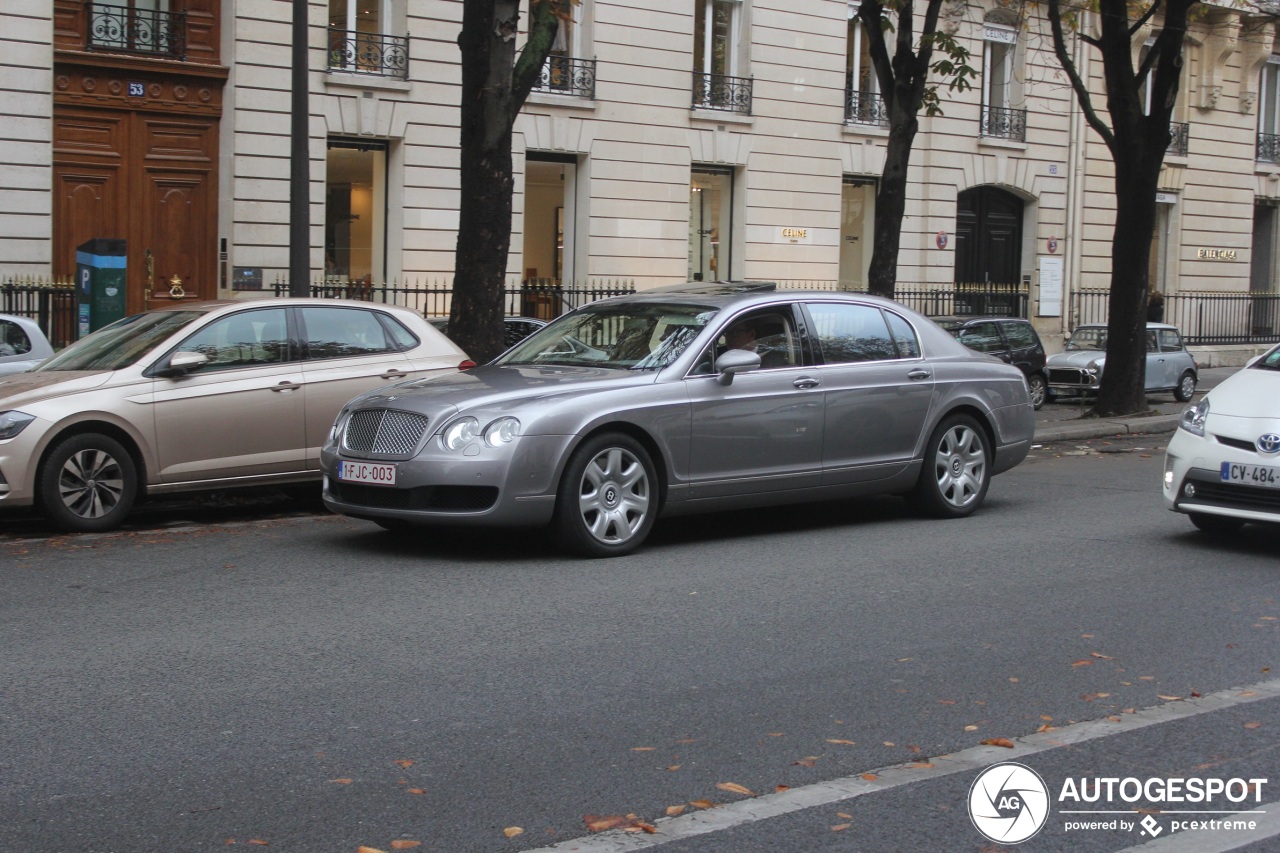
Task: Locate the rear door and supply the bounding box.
[956,321,1009,363]
[805,302,934,486]
[999,320,1044,376]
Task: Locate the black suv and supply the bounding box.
[933,316,1049,409]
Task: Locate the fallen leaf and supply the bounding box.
[666,764,682,771]
[357,847,386,853]
[1035,724,1056,733]
[826,739,856,745]
[690,800,716,810]
[883,741,895,747]
[1190,691,1202,698]
[1009,676,1019,683]
[716,782,755,797]
[676,738,699,744]
[1139,675,1156,681]
[393,760,414,769]
[584,815,628,833]
[775,784,790,792]
[831,823,852,831]
[666,805,686,816]
[1158,695,1182,701]
[767,732,785,737]
[405,788,427,795]
[837,812,853,819]
[861,773,878,781]
[938,699,958,705]
[630,747,656,752]
[896,657,914,662]
[911,762,935,768]
[626,822,657,834]
[391,842,423,850]
[502,827,523,839]
[981,738,1015,748]
[1082,633,1095,638]
[964,725,979,732]
[1090,652,1114,660]
[329,778,353,785]
[1071,660,1093,667]
[793,757,818,767]
[247,843,269,848]
[1040,715,1053,721]
[1239,691,1257,697]
[1244,721,1262,730]
[908,745,923,754]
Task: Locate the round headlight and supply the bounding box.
[442,417,479,451]
[484,417,520,447]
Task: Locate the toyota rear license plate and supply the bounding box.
[1220,462,1280,488]
[338,461,397,486]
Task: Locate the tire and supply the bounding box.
[39,433,138,533]
[1173,370,1196,403]
[911,414,990,519]
[1189,512,1244,535]
[1027,373,1048,410]
[553,433,658,557]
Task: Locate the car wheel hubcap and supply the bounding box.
[59,449,124,519]
[1029,379,1046,406]
[578,447,650,544]
[1181,376,1194,396]
[934,426,986,509]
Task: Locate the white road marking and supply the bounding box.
[521,677,1280,852]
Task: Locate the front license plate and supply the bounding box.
[1220,462,1280,489]
[338,461,397,486]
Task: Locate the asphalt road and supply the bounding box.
[1,435,1277,852]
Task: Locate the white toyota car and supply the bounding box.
[1163,344,1280,533]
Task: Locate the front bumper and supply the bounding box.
[0,418,51,507]
[1047,366,1099,394]
[321,433,577,528]
[1163,428,1280,524]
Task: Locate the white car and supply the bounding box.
[1163,345,1280,533]
[0,313,55,376]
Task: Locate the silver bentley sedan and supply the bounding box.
[321,282,1035,557]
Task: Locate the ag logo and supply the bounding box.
[968,762,1050,844]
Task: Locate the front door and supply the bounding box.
[955,186,1024,284]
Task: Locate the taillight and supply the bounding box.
[459,359,477,370]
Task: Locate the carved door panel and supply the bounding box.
[143,171,212,311]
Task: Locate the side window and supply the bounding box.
[177,308,290,370]
[806,303,898,364]
[1145,330,1159,353]
[1002,321,1036,349]
[883,311,920,358]
[301,307,393,359]
[0,320,32,356]
[957,321,1004,354]
[1159,329,1183,352]
[380,313,420,351]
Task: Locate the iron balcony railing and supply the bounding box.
[327,27,409,80]
[692,72,753,115]
[1258,132,1280,163]
[533,56,597,99]
[980,105,1027,142]
[845,88,889,127]
[87,1,186,60]
[1168,122,1189,157]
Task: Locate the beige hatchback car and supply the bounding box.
[0,298,470,532]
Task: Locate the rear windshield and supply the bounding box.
[36,311,204,371]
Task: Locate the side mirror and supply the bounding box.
[714,348,761,385]
[164,350,209,377]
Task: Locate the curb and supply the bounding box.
[1034,413,1181,444]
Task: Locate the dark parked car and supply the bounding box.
[427,316,547,350]
[933,316,1048,409]
[322,282,1035,557]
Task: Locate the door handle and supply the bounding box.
[271,381,298,393]
[793,377,820,390]
[907,369,932,381]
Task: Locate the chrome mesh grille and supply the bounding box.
[344,409,429,455]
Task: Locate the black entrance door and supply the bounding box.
[955,187,1023,284]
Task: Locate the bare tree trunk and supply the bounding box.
[867,114,918,298]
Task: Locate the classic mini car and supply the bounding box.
[0,299,470,532]
[1046,322,1198,402]
[0,313,55,376]
[321,282,1036,557]
[933,316,1049,409]
[1163,345,1280,533]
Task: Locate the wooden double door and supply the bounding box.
[53,108,218,315]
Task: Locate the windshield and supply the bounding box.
[1251,345,1280,371]
[1065,327,1107,351]
[495,302,719,370]
[36,311,205,372]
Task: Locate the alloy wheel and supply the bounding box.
[932,424,987,509]
[577,446,651,546]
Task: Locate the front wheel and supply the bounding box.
[553,433,658,557]
[912,415,990,519]
[39,433,138,532]
[1027,374,1047,410]
[1188,512,1244,535]
[1173,371,1196,403]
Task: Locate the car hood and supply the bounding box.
[353,364,655,416]
[1046,350,1104,368]
[1205,367,1280,420]
[0,370,113,408]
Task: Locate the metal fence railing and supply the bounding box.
[1070,289,1280,346]
[771,280,1030,319]
[1,277,77,349]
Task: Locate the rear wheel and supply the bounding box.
[39,433,138,532]
[912,414,990,519]
[553,433,657,557]
[1027,374,1047,410]
[1188,512,1244,535]
[1173,371,1196,403]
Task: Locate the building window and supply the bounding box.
[1259,57,1280,162]
[328,0,408,78]
[845,3,886,126]
[693,0,751,113]
[87,0,187,59]
[690,168,733,282]
[1139,39,1189,155]
[326,139,387,285]
[533,4,597,98]
[980,23,1024,141]
[840,177,875,289]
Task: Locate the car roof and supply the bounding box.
[1074,322,1179,331]
[932,315,1031,326]
[141,298,426,318]
[596,281,919,315]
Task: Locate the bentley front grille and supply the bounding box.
[344,409,430,455]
